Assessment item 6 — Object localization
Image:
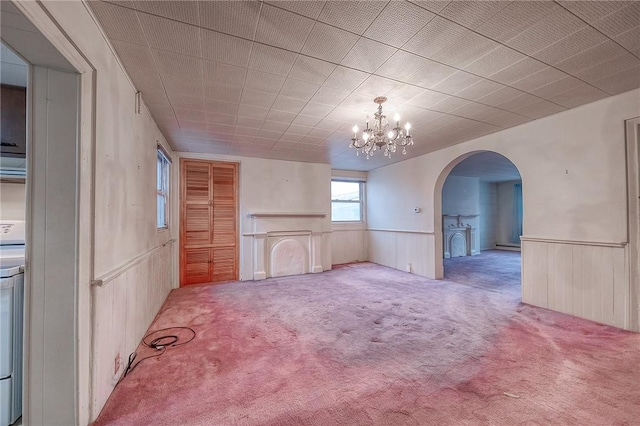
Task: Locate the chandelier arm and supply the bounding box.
[351,138,369,149]
[396,135,413,146]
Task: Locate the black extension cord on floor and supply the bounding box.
[121,326,196,380]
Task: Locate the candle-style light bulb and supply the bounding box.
[394,113,400,123]
[405,122,411,135]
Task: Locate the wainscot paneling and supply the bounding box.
[331,228,368,265]
[368,229,435,278]
[522,238,629,329]
[91,243,174,418]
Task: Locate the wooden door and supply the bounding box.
[180,160,238,285]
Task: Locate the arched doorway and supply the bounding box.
[434,151,523,297]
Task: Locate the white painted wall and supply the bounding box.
[442,176,479,215]
[369,89,639,243]
[37,2,175,276]
[367,88,640,329]
[0,182,26,220]
[479,182,497,250]
[239,158,330,235]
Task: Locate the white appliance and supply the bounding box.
[0,220,24,426]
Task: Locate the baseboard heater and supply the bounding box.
[495,244,521,251]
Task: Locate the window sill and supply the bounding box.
[331,221,366,231]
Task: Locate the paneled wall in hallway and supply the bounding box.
[91,244,174,419]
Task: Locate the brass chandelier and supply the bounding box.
[349,96,413,159]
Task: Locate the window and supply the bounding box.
[157,148,170,229]
[331,180,363,222]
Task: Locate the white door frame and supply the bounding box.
[10,2,95,424]
[626,117,640,332]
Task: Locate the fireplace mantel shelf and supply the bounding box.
[249,212,327,218]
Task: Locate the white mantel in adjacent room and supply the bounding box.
[443,214,479,258]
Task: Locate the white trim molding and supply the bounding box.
[368,228,435,235]
[520,236,627,248]
[249,212,327,218]
[91,239,176,287]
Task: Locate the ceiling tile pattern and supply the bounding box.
[89,0,640,171]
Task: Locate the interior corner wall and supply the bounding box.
[39,1,177,420]
[367,88,640,330]
[479,182,497,250]
[496,180,522,246]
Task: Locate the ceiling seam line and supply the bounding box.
[197,2,209,132]
[389,2,610,106]
[102,0,628,102]
[108,2,556,114]
[554,0,640,63]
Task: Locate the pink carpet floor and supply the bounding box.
[444,250,521,296]
[94,262,640,425]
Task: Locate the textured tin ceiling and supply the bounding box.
[89,0,640,171]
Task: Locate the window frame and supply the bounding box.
[156,147,171,230]
[331,179,365,223]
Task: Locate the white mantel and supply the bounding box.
[244,212,329,280]
[443,214,480,258]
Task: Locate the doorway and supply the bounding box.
[0,41,28,426]
[438,152,523,297]
[1,1,94,424]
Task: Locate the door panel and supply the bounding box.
[185,204,210,246]
[184,248,211,285]
[212,166,236,245]
[181,160,238,286]
[212,247,236,282]
[185,162,210,203]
